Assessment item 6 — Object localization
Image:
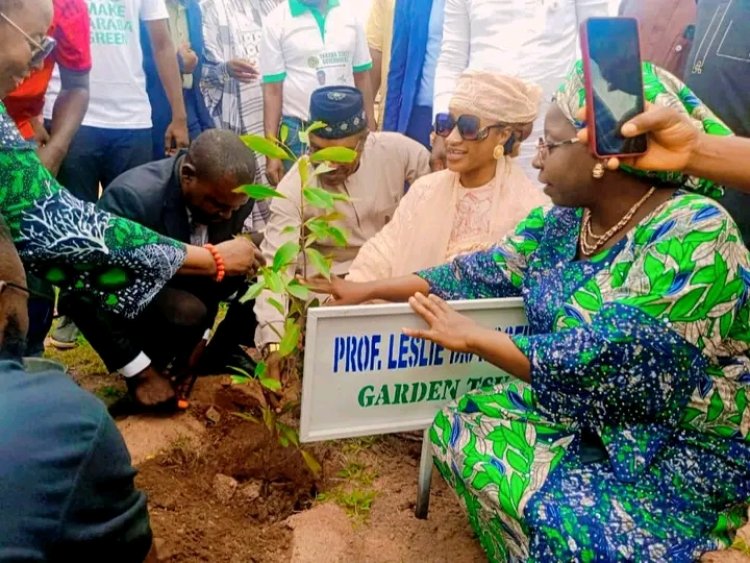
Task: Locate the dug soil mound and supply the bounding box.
[135,378,331,562]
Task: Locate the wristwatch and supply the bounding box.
[262,343,281,359]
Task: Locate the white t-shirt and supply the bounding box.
[260,0,373,121]
[45,0,168,129]
[433,0,610,180]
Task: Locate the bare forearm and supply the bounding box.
[688,134,750,191]
[263,83,283,138]
[467,329,531,382]
[369,49,383,97]
[149,24,187,122]
[363,274,429,302]
[354,71,376,129]
[48,87,88,155]
[179,245,218,276]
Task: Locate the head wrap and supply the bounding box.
[554,61,732,199]
[309,86,368,139]
[449,71,542,124]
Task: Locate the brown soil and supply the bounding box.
[126,377,483,562]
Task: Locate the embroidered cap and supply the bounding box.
[309,86,368,139]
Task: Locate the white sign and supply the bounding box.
[300,298,528,442]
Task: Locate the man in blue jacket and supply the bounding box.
[142,0,214,159]
[0,216,153,561]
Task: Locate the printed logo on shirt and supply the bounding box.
[88,0,134,46]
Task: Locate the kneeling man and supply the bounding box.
[62,130,262,407]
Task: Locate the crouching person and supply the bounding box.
[61,130,263,409]
[0,215,153,560]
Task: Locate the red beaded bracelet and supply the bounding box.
[204,243,225,283]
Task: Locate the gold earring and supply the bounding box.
[493,145,505,160]
[592,162,605,179]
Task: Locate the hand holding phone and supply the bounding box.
[580,17,648,158]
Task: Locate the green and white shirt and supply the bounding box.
[260,0,373,121]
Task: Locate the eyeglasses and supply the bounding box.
[536,136,580,160]
[0,12,56,68]
[434,113,507,141]
[0,280,53,301]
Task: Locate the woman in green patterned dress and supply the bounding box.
[0,0,261,320]
[311,62,750,561]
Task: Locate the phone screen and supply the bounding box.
[585,18,647,156]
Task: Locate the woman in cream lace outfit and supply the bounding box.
[346,71,548,282]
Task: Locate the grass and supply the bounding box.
[43,320,127,405]
[317,437,380,523]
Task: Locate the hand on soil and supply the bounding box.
[133,367,176,407]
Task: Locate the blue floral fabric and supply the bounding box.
[0,102,186,317]
[423,193,750,561]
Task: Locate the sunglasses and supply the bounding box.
[0,12,56,68]
[0,280,52,301]
[434,113,507,141]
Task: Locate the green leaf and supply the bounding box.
[267,297,285,316]
[273,241,300,272]
[263,269,284,293]
[232,412,260,424]
[299,155,311,187]
[235,184,286,200]
[230,374,252,385]
[279,319,301,356]
[240,280,265,303]
[262,407,276,432]
[255,361,267,379]
[327,226,348,247]
[301,449,322,476]
[282,225,297,235]
[305,247,331,279]
[278,422,301,447]
[313,162,336,176]
[260,376,283,392]
[287,279,311,300]
[279,123,289,144]
[310,146,357,164]
[305,121,327,135]
[241,134,290,160]
[303,187,335,209]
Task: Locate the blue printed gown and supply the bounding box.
[420,193,750,562]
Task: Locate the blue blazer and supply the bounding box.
[141,0,214,157]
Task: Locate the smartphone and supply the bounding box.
[580,17,647,158]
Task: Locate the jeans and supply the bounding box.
[25,275,55,357]
[54,125,153,203]
[281,116,307,172]
[150,90,211,160]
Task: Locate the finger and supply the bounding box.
[408,294,439,326]
[427,293,452,313]
[254,246,266,266]
[576,127,588,144]
[575,106,586,122]
[605,157,620,171]
[402,327,432,340]
[619,102,664,138]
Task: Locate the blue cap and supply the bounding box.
[309,86,368,139]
